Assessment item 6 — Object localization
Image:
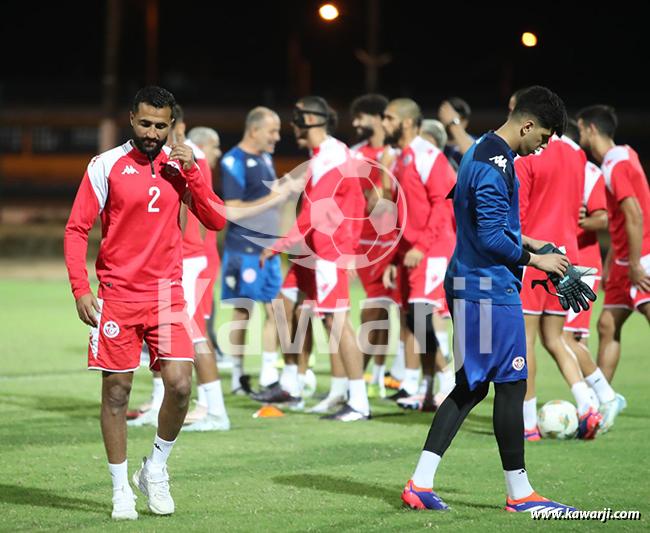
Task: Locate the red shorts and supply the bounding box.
[280,259,350,312]
[521,266,567,316]
[564,275,600,337]
[88,286,194,372]
[399,255,448,310]
[357,242,402,305]
[603,256,650,311]
[194,252,220,339]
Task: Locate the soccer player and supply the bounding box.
[348,93,400,400]
[438,97,475,169]
[259,96,371,421]
[577,105,650,422]
[401,86,578,513]
[220,106,298,394]
[380,98,456,407]
[64,86,227,519]
[515,118,602,440]
[561,121,623,429]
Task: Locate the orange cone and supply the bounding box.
[253,405,284,418]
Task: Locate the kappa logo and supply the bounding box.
[122,165,139,175]
[103,321,120,338]
[512,356,525,371]
[246,158,258,168]
[489,155,508,172]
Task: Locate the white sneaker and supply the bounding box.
[598,393,627,434]
[127,408,159,428]
[181,413,231,432]
[301,369,317,399]
[308,395,346,414]
[133,458,174,515]
[111,486,138,520]
[184,402,208,424]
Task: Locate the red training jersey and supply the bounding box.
[392,136,456,256]
[601,145,650,261]
[577,161,607,274]
[64,141,226,302]
[516,135,586,263]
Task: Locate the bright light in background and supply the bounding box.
[319,4,339,21]
[522,32,538,47]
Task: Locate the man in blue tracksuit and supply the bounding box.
[402,86,580,513]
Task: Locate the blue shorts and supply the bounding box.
[446,294,527,390]
[221,250,282,303]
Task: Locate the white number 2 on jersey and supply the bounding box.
[148,186,161,212]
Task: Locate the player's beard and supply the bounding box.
[355,126,374,143]
[133,133,168,159]
[384,123,403,146]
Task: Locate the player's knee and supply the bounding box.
[597,312,617,340]
[104,381,131,412]
[165,375,192,407]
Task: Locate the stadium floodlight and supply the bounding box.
[319,4,339,21]
[522,32,538,47]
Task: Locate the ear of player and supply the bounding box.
[531,244,598,313]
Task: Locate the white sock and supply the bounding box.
[201,380,226,416]
[280,364,300,395]
[390,341,405,381]
[436,331,450,361]
[108,460,131,492]
[197,384,208,408]
[402,368,420,396]
[147,434,176,478]
[584,368,616,404]
[260,351,279,387]
[436,370,455,394]
[329,376,348,399]
[411,450,441,489]
[231,357,243,390]
[371,363,386,386]
[571,382,594,416]
[588,387,600,411]
[348,378,369,415]
[504,468,534,500]
[418,374,434,396]
[523,397,537,431]
[151,377,165,411]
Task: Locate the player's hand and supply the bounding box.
[76,292,101,327]
[380,147,396,170]
[403,247,425,268]
[169,143,194,171]
[259,248,275,269]
[529,252,570,277]
[523,236,555,253]
[438,101,460,128]
[383,264,398,290]
[578,205,588,228]
[629,261,650,293]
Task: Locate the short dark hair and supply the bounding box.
[511,86,567,137]
[447,96,471,121]
[350,94,389,118]
[132,86,176,114]
[172,103,184,123]
[298,95,338,133]
[576,105,618,139]
[564,119,580,143]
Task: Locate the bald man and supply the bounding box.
[381,98,457,409]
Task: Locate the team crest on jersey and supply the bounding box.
[403,154,413,166]
[103,321,120,338]
[512,356,525,371]
[489,155,508,172]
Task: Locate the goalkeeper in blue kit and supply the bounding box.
[402,86,595,513]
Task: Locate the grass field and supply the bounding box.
[0,278,648,532]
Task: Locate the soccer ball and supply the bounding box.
[537,400,579,439]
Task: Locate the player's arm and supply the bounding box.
[379,148,396,201]
[620,196,650,292]
[171,143,227,231]
[439,101,474,156]
[225,177,301,223]
[578,207,608,232]
[64,169,103,326]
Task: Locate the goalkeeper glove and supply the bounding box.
[531,244,598,313]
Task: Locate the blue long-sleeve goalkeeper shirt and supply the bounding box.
[444,131,527,305]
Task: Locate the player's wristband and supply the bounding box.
[517,248,531,266]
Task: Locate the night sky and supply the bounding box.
[5,1,649,113]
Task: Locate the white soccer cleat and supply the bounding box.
[181,413,231,432]
[127,408,159,428]
[598,393,627,434]
[111,486,138,520]
[132,458,174,515]
[308,395,347,414]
